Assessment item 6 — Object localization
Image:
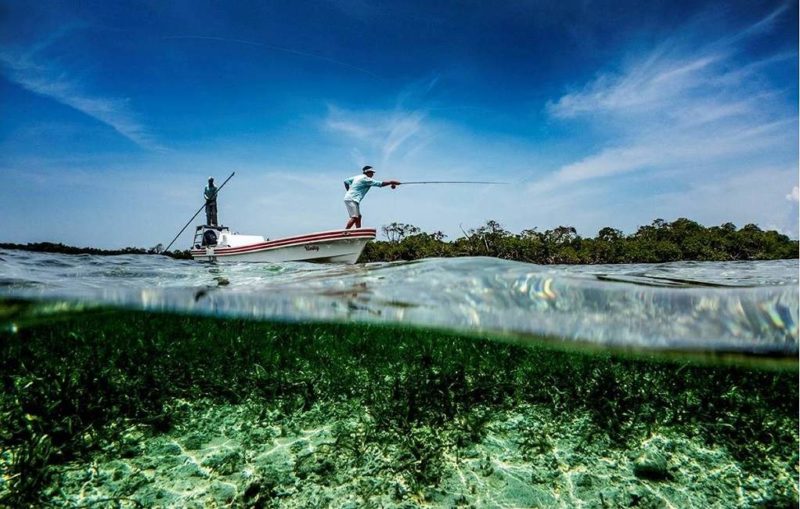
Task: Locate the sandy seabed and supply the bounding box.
[46,398,797,508]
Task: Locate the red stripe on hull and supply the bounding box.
[210,234,375,256]
[191,229,375,257]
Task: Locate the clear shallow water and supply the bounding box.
[1,250,798,508]
[0,249,797,354]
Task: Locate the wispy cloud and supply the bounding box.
[0,31,163,151]
[323,108,427,168]
[534,6,796,194]
[529,117,792,194]
[322,77,440,168]
[325,106,428,167]
[727,3,791,43]
[547,52,724,118]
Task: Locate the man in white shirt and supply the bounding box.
[343,166,401,229]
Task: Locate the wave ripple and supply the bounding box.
[0,249,796,354]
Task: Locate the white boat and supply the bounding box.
[189,225,376,263]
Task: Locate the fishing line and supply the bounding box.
[398,181,509,185]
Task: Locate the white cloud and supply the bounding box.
[787,186,799,203]
[322,77,442,168]
[548,6,794,124]
[0,33,163,151]
[534,6,796,195]
[529,117,792,195]
[547,53,724,118]
[324,104,429,167]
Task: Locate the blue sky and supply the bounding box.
[1,0,797,249]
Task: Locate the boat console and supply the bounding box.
[193,225,266,250]
[194,225,228,248]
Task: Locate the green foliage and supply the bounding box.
[0,308,797,503]
[0,242,192,259]
[3,217,795,264]
[360,218,799,263]
[381,222,421,243]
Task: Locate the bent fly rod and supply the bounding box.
[164,171,236,253]
[398,180,509,185]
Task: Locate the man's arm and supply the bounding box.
[380,180,401,188]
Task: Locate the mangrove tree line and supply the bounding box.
[360,218,798,264]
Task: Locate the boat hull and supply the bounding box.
[190,228,376,264]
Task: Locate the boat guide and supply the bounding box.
[190,224,376,264]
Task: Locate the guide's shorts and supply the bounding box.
[344,200,361,218]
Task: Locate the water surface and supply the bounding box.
[1,249,796,355]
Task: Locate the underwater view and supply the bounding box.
[0,250,797,507]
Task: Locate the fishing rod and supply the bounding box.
[164,171,236,253]
[398,180,509,185]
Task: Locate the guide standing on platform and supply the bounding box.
[204,177,218,226]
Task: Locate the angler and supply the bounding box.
[343,166,401,229]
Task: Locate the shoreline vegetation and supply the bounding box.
[362,217,799,264]
[0,302,797,506]
[1,217,797,263]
